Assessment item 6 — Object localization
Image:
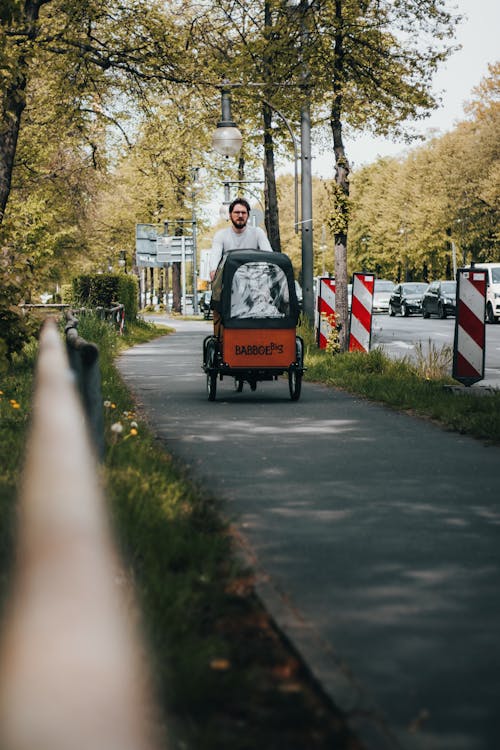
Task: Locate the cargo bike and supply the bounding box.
[202,249,305,401]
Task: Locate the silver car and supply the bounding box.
[373,279,395,313]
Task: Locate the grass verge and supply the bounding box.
[297,317,500,446]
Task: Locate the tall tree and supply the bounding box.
[306,0,460,347]
[0,0,187,224]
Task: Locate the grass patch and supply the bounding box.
[297,317,500,445]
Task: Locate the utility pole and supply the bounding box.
[298,0,314,325]
[301,96,314,324]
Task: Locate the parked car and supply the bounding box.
[372,279,395,313]
[421,280,456,319]
[473,262,500,323]
[199,290,212,319]
[388,282,429,317]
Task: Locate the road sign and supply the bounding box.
[157,236,194,264]
[453,268,487,386]
[135,224,194,267]
[349,273,374,353]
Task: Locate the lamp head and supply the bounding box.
[212,89,242,157]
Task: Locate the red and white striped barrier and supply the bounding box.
[315,277,336,349]
[349,273,374,353]
[452,268,487,386]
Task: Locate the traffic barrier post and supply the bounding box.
[452,267,487,386]
[349,273,374,353]
[315,277,336,349]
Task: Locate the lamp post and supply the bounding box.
[211,70,314,323]
[285,0,314,324]
[398,226,410,281]
[118,250,127,273]
[190,167,202,315]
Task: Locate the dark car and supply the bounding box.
[389,282,429,317]
[421,280,456,319]
[199,290,212,319]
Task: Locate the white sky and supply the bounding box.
[313,0,500,176]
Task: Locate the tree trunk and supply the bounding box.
[149,267,155,306]
[262,102,281,252]
[330,0,350,352]
[0,0,49,223]
[261,0,281,252]
[0,80,27,223]
[172,264,181,312]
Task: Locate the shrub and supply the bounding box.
[0,249,36,366]
[72,273,138,321]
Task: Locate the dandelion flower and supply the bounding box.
[129,428,138,436]
[210,658,231,671]
[111,422,123,434]
[130,421,138,429]
[104,400,111,408]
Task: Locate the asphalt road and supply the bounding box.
[118,315,500,750]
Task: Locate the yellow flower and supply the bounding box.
[129,428,138,436]
[209,658,231,671]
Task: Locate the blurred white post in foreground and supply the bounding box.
[0,319,164,750]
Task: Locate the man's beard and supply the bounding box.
[231,217,247,230]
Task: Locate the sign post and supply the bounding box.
[135,224,195,314]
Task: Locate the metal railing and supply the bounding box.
[20,303,126,334]
[64,310,105,460]
[0,318,163,750]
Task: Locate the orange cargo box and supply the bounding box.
[223,328,296,368]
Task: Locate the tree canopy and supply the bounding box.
[2,0,496,329]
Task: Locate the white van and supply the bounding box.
[473,262,500,323]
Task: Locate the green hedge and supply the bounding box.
[72,273,138,321]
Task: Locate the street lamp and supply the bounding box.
[118,250,127,272]
[211,88,243,158]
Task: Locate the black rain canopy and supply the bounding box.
[213,250,300,329]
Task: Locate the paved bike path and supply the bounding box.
[118,316,500,750]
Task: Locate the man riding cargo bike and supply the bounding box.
[203,198,304,401]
